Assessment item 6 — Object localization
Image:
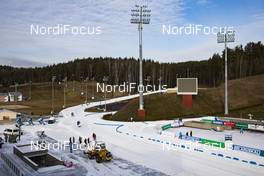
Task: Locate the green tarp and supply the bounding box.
[199,138,225,148]
[161,124,171,131]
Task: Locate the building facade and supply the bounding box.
[0,109,18,121]
[0,93,9,102]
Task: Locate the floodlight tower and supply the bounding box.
[131,5,151,117]
[217,30,235,115]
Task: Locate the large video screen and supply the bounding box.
[177,78,198,95]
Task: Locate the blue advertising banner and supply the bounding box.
[233,144,264,157]
[181,135,200,142]
[212,120,224,125]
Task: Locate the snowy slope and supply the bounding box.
[1,92,264,176]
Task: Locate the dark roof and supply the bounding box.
[0,93,8,96]
[8,92,22,96]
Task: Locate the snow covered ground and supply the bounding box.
[1,92,264,176]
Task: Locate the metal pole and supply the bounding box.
[86,82,88,103]
[92,77,95,100]
[104,89,106,111]
[103,76,108,111]
[29,81,32,100]
[139,6,144,110]
[85,78,88,104]
[158,77,161,91]
[63,84,66,108]
[15,83,18,104]
[52,79,54,114]
[51,77,55,114]
[224,34,228,115]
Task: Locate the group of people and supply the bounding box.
[68,133,97,153]
[177,130,193,139]
[186,131,193,137]
[78,137,90,146]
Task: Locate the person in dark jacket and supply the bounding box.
[69,141,73,153]
[92,133,96,141]
[84,138,87,147]
[72,137,75,143]
[0,137,4,148]
[79,136,82,144]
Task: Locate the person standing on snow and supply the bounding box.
[87,137,90,146]
[28,117,34,125]
[179,132,183,139]
[77,121,81,127]
[92,133,96,141]
[84,138,87,147]
[69,137,73,153]
[37,117,45,125]
[72,137,75,143]
[69,140,73,153]
[240,128,244,134]
[190,131,193,137]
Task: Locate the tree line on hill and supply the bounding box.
[0,41,263,88]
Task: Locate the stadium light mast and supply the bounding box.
[130,4,151,117]
[217,30,235,115]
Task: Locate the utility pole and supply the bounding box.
[15,83,18,104]
[72,74,75,92]
[131,4,151,118]
[175,74,178,87]
[103,76,109,112]
[158,76,162,93]
[63,77,67,108]
[128,74,131,95]
[51,76,56,114]
[217,30,235,115]
[91,77,95,100]
[85,77,89,104]
[29,81,32,100]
